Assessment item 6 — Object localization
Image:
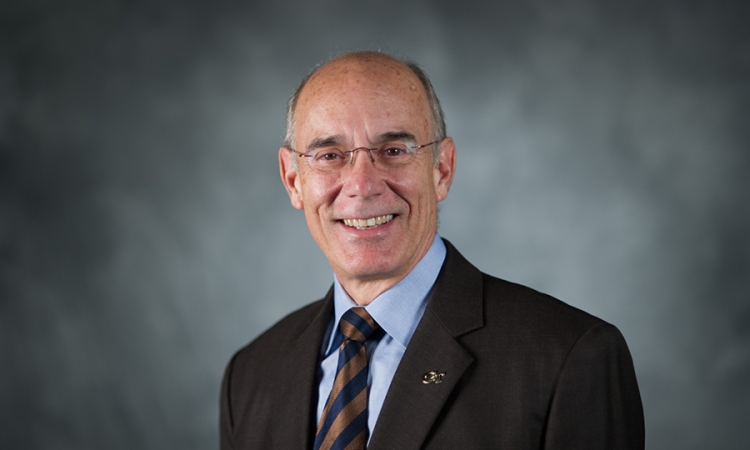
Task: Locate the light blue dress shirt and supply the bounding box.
[315,234,447,441]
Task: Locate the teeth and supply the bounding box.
[343,215,394,230]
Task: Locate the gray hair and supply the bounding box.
[282,51,446,165]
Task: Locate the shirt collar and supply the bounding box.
[327,234,447,355]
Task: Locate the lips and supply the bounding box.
[342,214,394,230]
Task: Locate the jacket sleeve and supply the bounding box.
[544,323,645,449]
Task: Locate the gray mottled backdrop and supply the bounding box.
[2,0,748,448]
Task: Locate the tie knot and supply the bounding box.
[339,308,380,343]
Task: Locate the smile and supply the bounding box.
[342,214,394,230]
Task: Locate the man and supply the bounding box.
[220,51,644,449]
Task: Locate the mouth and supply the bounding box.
[341,214,395,230]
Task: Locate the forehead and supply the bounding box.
[294,57,431,144]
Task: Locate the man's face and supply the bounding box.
[280,57,455,297]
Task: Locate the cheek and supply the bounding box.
[300,175,341,210]
[394,168,437,209]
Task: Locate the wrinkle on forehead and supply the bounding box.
[306,131,418,152]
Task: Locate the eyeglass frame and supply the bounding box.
[291,140,439,173]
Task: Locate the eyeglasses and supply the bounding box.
[293,140,438,173]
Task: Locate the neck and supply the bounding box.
[337,276,405,306]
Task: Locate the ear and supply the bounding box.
[433,137,456,202]
[279,147,304,210]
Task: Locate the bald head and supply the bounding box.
[283,52,446,162]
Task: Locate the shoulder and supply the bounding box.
[221,296,331,417]
[228,297,330,371]
[440,239,612,339]
[439,239,624,356]
[481,273,608,337]
[471,271,632,376]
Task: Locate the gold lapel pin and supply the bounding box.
[422,370,446,384]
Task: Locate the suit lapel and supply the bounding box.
[368,240,484,450]
[272,289,334,449]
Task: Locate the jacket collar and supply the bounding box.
[368,239,485,449]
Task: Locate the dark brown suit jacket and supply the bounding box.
[220,240,644,449]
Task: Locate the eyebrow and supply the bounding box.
[378,131,416,143]
[306,136,344,152]
[305,131,418,152]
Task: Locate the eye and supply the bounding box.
[314,149,346,162]
[381,145,409,158]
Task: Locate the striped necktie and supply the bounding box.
[314,308,381,450]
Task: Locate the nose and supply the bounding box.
[341,147,385,199]
[348,147,375,165]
